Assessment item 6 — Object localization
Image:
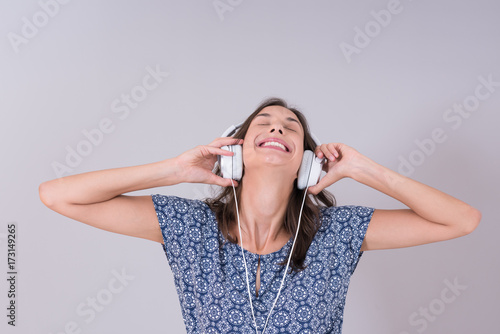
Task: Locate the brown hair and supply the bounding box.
[205,97,335,272]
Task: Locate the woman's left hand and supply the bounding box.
[307,143,363,195]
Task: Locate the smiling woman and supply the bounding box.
[39,96,480,334]
[207,98,335,273]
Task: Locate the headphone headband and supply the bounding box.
[221,122,243,138]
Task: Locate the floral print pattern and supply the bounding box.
[152,194,374,333]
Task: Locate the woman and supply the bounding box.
[39,97,481,333]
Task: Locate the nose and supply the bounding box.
[270,128,283,135]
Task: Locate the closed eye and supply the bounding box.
[258,124,296,131]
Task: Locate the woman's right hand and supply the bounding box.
[174,137,244,187]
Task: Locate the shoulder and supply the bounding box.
[152,194,212,212]
[313,205,376,274]
[319,205,375,219]
[151,194,216,225]
[318,205,375,233]
[152,194,204,207]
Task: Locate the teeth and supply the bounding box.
[262,141,287,151]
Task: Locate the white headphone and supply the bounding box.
[218,123,324,189]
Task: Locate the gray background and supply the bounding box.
[1,0,499,333]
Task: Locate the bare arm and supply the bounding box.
[308,143,481,251]
[353,154,480,250]
[39,160,178,243]
[39,138,243,243]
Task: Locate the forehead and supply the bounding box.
[253,106,302,126]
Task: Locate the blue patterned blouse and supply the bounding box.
[152,194,374,334]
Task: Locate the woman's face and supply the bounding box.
[242,105,305,178]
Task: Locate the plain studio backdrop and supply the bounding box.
[1,0,499,333]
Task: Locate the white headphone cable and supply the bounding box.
[231,179,258,333]
[230,179,309,334]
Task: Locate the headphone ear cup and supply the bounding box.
[219,145,243,181]
[297,150,324,190]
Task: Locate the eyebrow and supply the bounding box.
[255,113,301,125]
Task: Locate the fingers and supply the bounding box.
[210,174,239,188]
[199,138,243,157]
[315,143,340,162]
[225,178,239,188]
[307,173,340,195]
[307,184,319,195]
[307,177,327,195]
[209,137,244,148]
[307,180,326,195]
[204,145,237,157]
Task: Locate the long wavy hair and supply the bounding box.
[205,97,336,272]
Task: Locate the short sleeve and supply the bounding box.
[150,194,218,267]
[319,205,375,275]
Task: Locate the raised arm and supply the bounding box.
[308,143,481,251]
[39,137,243,243]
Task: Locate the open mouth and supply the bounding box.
[258,139,290,152]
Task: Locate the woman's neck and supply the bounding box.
[234,168,295,254]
